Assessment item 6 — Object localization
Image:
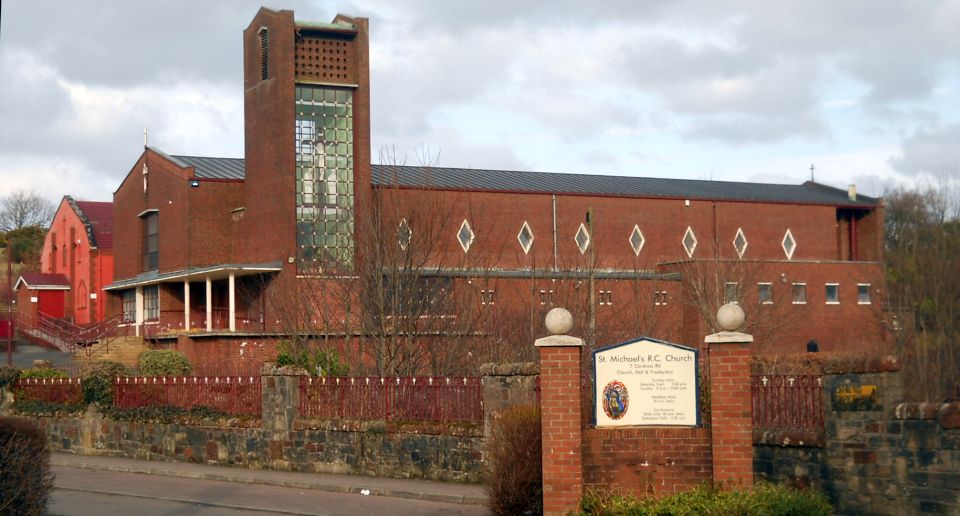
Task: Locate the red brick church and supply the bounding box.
[103,8,888,375]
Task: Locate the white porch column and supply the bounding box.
[183,280,190,330]
[228,272,236,332]
[135,285,144,337]
[205,277,212,332]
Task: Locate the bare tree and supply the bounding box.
[675,259,808,354]
[0,189,56,232]
[884,180,960,401]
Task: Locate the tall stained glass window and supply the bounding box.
[295,85,354,271]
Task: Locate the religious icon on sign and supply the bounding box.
[602,380,629,420]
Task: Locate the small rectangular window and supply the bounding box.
[539,289,554,306]
[724,282,738,304]
[857,284,871,304]
[144,285,160,320]
[122,290,136,322]
[598,290,612,306]
[758,283,773,304]
[142,212,159,271]
[480,289,495,305]
[654,290,668,306]
[792,283,807,304]
[825,283,839,304]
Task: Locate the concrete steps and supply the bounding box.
[75,336,150,368]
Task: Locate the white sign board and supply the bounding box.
[593,338,699,427]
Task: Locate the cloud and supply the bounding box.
[889,124,960,177]
[2,0,959,202]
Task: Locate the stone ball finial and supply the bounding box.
[545,307,574,335]
[717,303,745,332]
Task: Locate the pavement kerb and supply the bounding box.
[51,455,487,506]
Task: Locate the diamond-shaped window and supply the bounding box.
[782,229,796,260]
[575,223,591,254]
[517,222,534,254]
[682,226,698,258]
[733,227,748,258]
[629,225,645,256]
[457,220,475,253]
[397,219,412,251]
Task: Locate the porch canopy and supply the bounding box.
[104,261,281,333]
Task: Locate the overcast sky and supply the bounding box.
[1,1,958,203]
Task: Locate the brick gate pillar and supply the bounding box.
[705,303,754,488]
[536,308,584,516]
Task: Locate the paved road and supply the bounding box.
[50,466,489,515]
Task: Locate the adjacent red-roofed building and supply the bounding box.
[25,196,115,324]
[13,272,71,320]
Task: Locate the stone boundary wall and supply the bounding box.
[2,362,541,483]
[754,356,960,515]
[28,410,483,481]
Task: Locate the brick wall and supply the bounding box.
[582,427,712,495]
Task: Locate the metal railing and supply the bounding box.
[752,374,824,431]
[299,376,483,423]
[16,311,123,353]
[13,378,83,405]
[114,376,262,416]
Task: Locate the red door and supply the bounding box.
[38,290,66,318]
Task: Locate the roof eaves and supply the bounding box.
[64,195,98,249]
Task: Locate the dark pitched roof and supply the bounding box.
[370,165,879,207]
[169,155,246,180]
[15,273,71,290]
[153,154,879,207]
[69,198,113,250]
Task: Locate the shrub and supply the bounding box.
[0,417,54,515]
[275,341,349,376]
[80,361,128,406]
[0,367,20,390]
[102,404,231,423]
[579,483,833,516]
[484,404,542,516]
[138,350,192,376]
[11,399,85,415]
[19,368,69,380]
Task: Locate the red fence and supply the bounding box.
[14,378,83,405]
[752,374,824,431]
[114,376,261,416]
[299,376,483,423]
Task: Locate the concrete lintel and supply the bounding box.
[535,335,584,348]
[705,331,753,344]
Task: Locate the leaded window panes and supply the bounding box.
[518,222,534,254]
[142,212,159,271]
[122,290,135,323]
[144,286,159,321]
[295,85,354,272]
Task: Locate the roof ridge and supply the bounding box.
[371,163,820,190]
